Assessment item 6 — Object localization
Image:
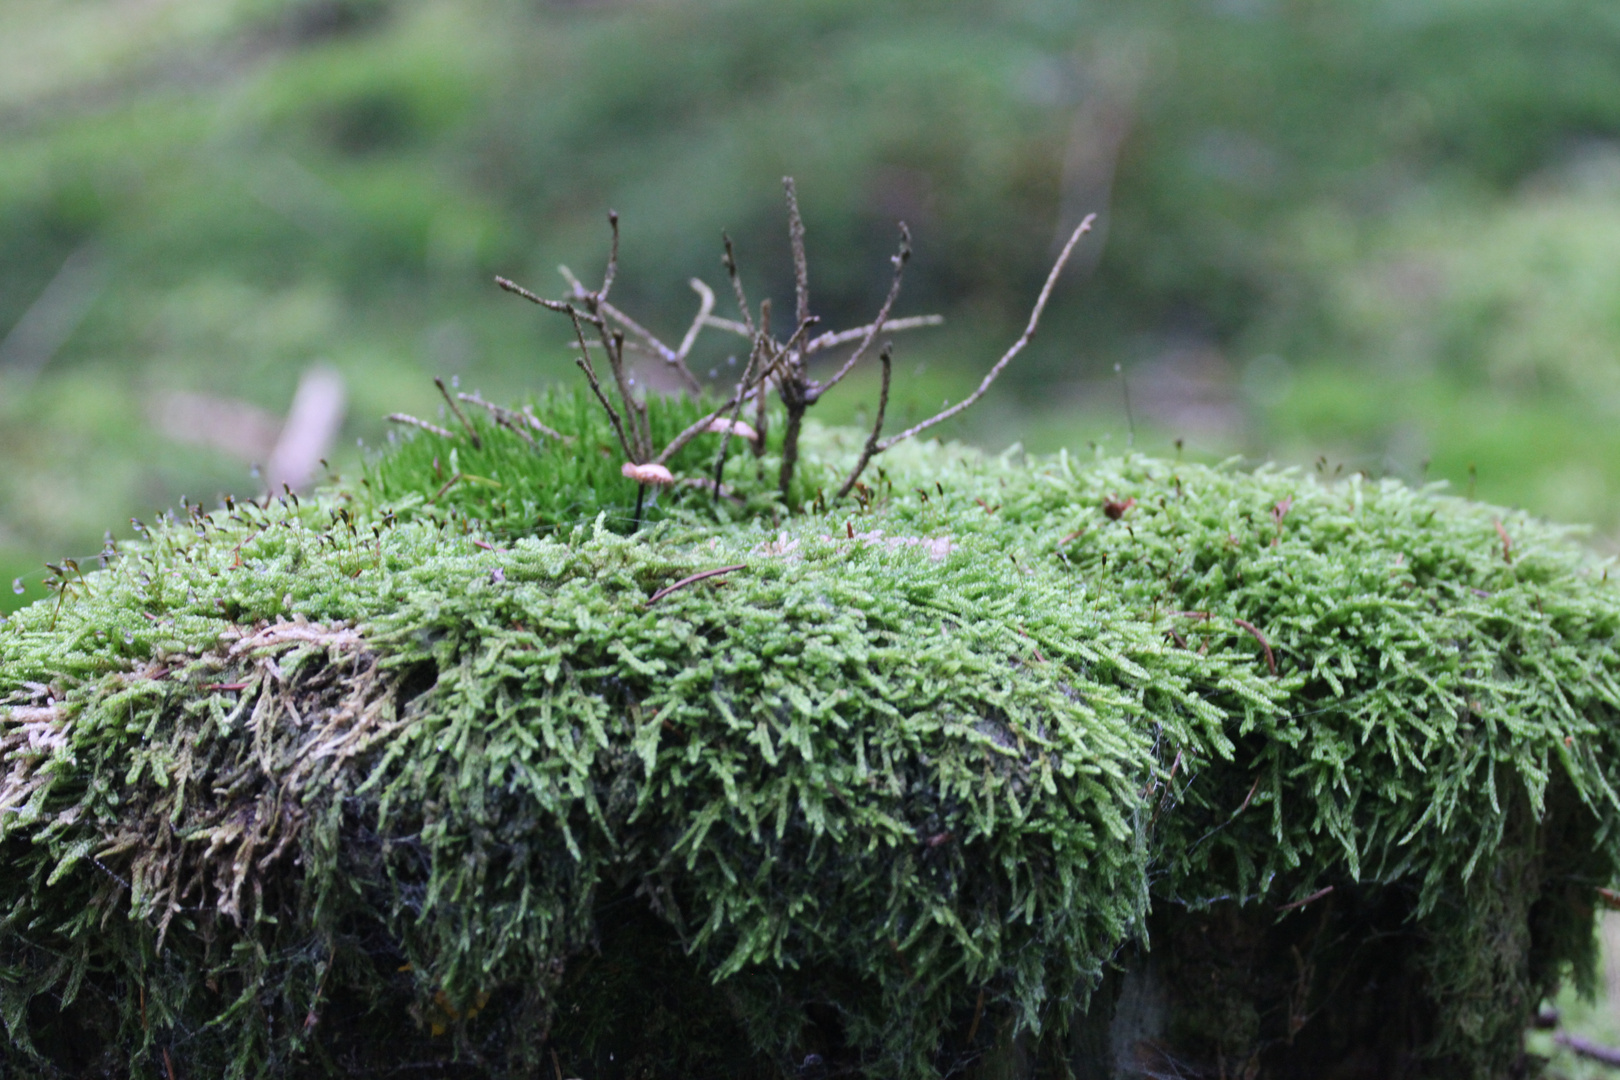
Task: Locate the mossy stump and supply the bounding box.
[5,392,1619,1079]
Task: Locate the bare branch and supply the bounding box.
[653,352,781,466]
[674,279,717,362]
[457,392,533,445]
[455,391,569,448]
[809,223,911,402]
[560,266,706,394]
[496,276,593,320]
[519,404,573,443]
[721,233,756,339]
[835,343,892,499]
[784,176,810,328]
[712,333,766,503]
[565,305,637,463]
[753,362,769,456]
[599,210,620,302]
[587,297,648,460]
[804,314,943,355]
[701,314,753,338]
[386,413,455,440]
[875,213,1095,452]
[435,377,482,450]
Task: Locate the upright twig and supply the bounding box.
[784,177,811,329]
[434,378,482,450]
[558,264,705,394]
[809,224,911,402]
[599,210,620,303]
[874,213,1095,453]
[713,334,767,503]
[721,233,756,339]
[835,343,892,499]
[565,305,637,463]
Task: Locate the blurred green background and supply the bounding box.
[6,0,1620,616]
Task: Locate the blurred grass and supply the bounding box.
[5,0,1620,608]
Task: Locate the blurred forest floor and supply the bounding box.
[7,0,1620,608]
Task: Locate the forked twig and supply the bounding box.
[457,392,534,445]
[811,224,911,402]
[559,264,705,394]
[565,305,637,463]
[496,275,594,319]
[874,213,1096,452]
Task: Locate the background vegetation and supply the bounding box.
[7,0,1620,614]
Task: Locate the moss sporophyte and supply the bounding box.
[6,190,1620,1078]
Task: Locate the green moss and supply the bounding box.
[4,391,1620,1078]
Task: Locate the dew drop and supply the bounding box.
[727,354,738,366]
[11,578,22,595]
[124,630,136,645]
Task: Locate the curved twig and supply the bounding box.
[875,213,1095,451]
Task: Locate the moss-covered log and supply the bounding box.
[5,391,1620,1079]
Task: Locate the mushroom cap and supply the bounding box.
[705,417,759,441]
[621,461,676,485]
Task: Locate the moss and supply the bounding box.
[4,389,1620,1078]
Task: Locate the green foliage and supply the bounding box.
[10,0,1620,581]
[4,397,1620,1077]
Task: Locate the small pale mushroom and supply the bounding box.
[704,417,759,441]
[621,461,676,485]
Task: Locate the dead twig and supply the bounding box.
[644,564,747,606]
[811,223,910,402]
[785,176,811,329]
[456,392,534,446]
[1234,774,1262,817]
[803,315,943,355]
[564,305,638,463]
[1233,617,1277,675]
[835,343,892,499]
[599,209,620,303]
[875,213,1095,452]
[519,404,572,443]
[434,378,481,450]
[386,414,456,440]
[1276,886,1334,913]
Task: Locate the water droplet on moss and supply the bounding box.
[11,578,21,595]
